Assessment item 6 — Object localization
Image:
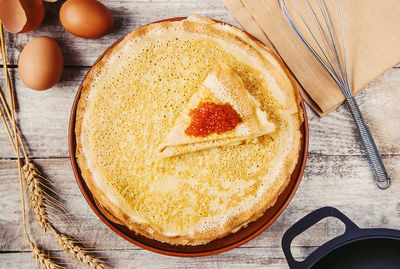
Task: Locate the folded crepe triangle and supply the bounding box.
[157,65,275,158]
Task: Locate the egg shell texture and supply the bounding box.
[60,0,114,39]
[0,0,44,33]
[18,36,64,91]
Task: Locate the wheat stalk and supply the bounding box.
[51,227,105,269]
[22,161,106,269]
[23,162,105,268]
[0,22,105,269]
[1,22,64,269]
[21,152,106,269]
[24,162,50,231]
[19,161,65,269]
[31,243,64,269]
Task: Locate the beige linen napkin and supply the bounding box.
[222,0,400,116]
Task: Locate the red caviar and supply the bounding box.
[185,102,242,137]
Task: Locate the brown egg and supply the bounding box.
[60,0,114,39]
[0,0,44,33]
[18,36,64,91]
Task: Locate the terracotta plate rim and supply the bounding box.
[68,17,309,257]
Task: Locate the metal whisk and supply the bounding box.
[279,0,390,189]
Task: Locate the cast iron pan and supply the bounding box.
[282,207,400,268]
[69,17,309,257]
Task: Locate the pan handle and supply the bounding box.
[281,207,359,269]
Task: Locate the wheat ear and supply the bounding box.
[1,22,65,269]
[2,21,105,269]
[50,226,105,269]
[22,161,106,269]
[20,161,65,269]
[23,162,50,231]
[31,243,64,269]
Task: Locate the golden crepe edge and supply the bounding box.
[75,15,304,245]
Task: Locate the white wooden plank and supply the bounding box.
[1,0,399,268]
[0,68,84,159]
[0,247,293,269]
[0,67,399,159]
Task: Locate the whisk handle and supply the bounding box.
[345,96,390,189]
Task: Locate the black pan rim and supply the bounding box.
[308,229,400,268]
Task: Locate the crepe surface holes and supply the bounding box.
[76,16,303,245]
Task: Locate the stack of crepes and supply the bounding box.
[222,0,400,116]
[75,15,303,245]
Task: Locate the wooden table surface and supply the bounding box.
[1,1,399,268]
